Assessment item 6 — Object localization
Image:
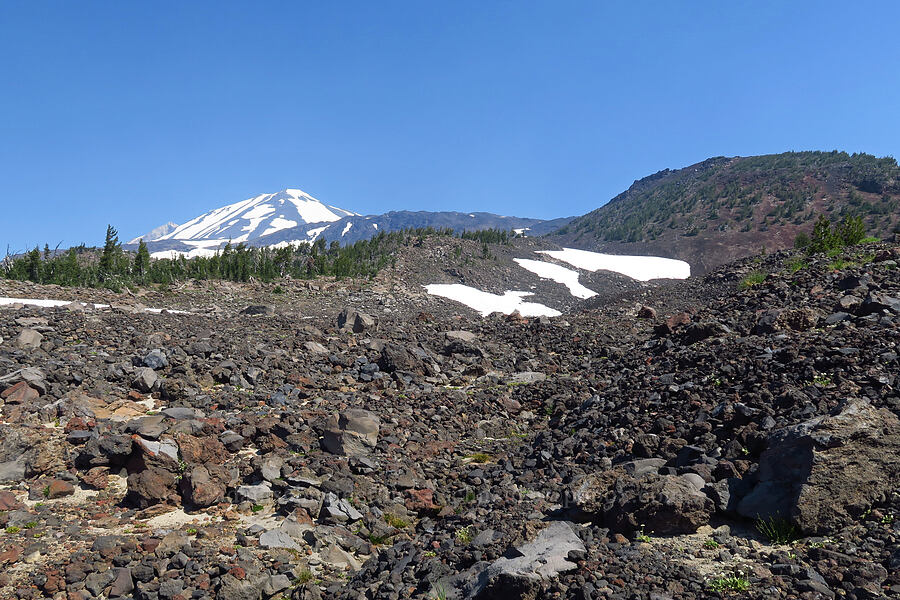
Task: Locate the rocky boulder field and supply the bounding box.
[0,242,899,600]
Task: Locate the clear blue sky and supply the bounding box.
[2,1,898,252]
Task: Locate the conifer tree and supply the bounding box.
[134,239,150,282]
[98,225,120,278]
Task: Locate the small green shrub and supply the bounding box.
[456,526,473,544]
[704,539,721,549]
[384,513,409,529]
[810,373,832,387]
[828,258,851,270]
[296,569,314,584]
[635,526,651,543]
[756,515,799,544]
[708,576,750,592]
[273,285,284,294]
[740,271,767,289]
[431,581,449,600]
[251,504,264,513]
[786,258,807,273]
[5,526,21,534]
[467,452,491,464]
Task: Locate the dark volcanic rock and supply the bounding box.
[321,409,380,456]
[337,308,376,333]
[377,343,419,373]
[737,398,900,533]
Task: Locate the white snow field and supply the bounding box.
[0,297,190,314]
[424,285,561,317]
[537,248,690,281]
[513,258,597,299]
[150,247,221,260]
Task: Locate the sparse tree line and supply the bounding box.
[1,226,515,291]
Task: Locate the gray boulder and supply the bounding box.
[453,521,585,599]
[235,482,273,504]
[217,573,265,600]
[573,468,713,534]
[445,330,476,343]
[259,529,301,551]
[303,341,329,354]
[143,349,169,369]
[320,492,363,523]
[337,309,376,333]
[241,304,275,316]
[321,409,380,456]
[132,367,158,393]
[737,398,900,534]
[15,328,43,350]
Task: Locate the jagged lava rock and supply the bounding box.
[737,398,900,533]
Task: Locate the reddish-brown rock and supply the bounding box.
[64,416,95,433]
[175,433,229,464]
[405,488,440,514]
[47,478,75,499]
[79,467,109,490]
[0,381,39,404]
[0,490,23,511]
[0,545,22,564]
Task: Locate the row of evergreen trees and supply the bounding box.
[1,226,514,290]
[794,214,870,253]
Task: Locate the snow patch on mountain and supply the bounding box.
[150,247,221,260]
[307,226,329,241]
[0,297,191,314]
[425,284,561,317]
[513,258,596,299]
[262,217,298,237]
[538,248,690,281]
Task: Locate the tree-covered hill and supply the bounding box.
[552,151,900,271]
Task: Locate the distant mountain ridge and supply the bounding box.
[553,151,900,272]
[127,188,570,258]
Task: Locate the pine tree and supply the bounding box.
[25,247,41,282]
[808,214,836,254]
[98,225,121,279]
[134,239,150,282]
[61,248,80,286]
[836,215,866,246]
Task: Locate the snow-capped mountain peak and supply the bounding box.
[127,221,178,244]
[157,189,358,244]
